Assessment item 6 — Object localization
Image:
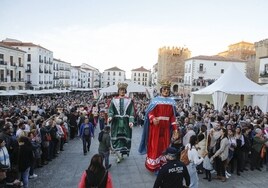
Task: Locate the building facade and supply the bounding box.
[255,39,268,83]
[53,58,71,89]
[259,56,268,84]
[217,41,256,81]
[0,43,25,90]
[101,66,126,87]
[131,66,150,86]
[184,55,246,93]
[1,39,53,90]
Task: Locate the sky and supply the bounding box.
[1,0,268,78]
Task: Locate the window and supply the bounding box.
[113,72,115,76]
[39,55,42,62]
[27,75,30,82]
[10,56,13,64]
[214,63,216,66]
[221,69,224,73]
[27,54,31,62]
[27,64,31,71]
[0,54,3,60]
[138,73,140,76]
[134,73,136,76]
[119,72,121,76]
[108,72,110,75]
[18,57,22,66]
[199,64,203,71]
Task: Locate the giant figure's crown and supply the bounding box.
[159,80,171,87]
[117,82,128,89]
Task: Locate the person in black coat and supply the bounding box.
[153,147,190,188]
[18,136,34,188]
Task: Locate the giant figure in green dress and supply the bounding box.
[108,83,135,163]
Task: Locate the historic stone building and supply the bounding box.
[218,41,256,81]
[157,46,191,93]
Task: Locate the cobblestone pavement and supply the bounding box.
[29,126,268,188]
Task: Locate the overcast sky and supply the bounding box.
[1,0,267,78]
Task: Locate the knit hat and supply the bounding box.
[255,128,262,134]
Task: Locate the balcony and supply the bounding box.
[39,70,44,73]
[25,69,32,73]
[49,70,52,74]
[53,76,59,80]
[39,81,43,84]
[49,81,52,84]
[59,67,64,70]
[49,61,53,65]
[11,78,16,82]
[10,63,16,67]
[0,61,7,65]
[0,78,7,82]
[39,60,43,63]
[18,78,24,82]
[44,70,49,74]
[25,81,32,84]
[18,64,24,67]
[197,68,206,74]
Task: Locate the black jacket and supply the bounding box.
[153,160,190,188]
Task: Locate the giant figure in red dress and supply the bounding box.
[139,80,178,172]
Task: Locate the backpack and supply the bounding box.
[180,148,190,165]
[98,131,104,142]
[83,124,90,137]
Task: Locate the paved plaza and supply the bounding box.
[29,126,268,188]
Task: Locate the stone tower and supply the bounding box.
[157,46,191,88]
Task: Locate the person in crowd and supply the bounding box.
[108,83,135,163]
[210,128,229,182]
[0,139,10,169]
[183,124,196,146]
[98,126,112,170]
[153,147,190,188]
[69,109,78,139]
[139,80,179,173]
[17,136,34,188]
[99,109,106,131]
[185,135,203,188]
[79,117,94,155]
[251,128,268,171]
[27,132,39,179]
[78,154,113,188]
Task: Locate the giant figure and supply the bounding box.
[139,80,178,172]
[108,83,134,163]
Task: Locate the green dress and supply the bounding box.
[108,96,135,155]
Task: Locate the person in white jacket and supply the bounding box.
[210,128,229,182]
[185,135,204,188]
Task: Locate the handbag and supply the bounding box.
[180,148,190,165]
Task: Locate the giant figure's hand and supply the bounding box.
[153,117,159,125]
[129,122,133,128]
[172,130,179,140]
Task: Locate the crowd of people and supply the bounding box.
[0,83,268,188]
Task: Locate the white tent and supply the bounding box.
[191,64,268,112]
[100,81,150,98]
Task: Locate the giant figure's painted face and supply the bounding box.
[161,86,170,97]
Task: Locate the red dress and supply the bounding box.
[145,103,177,171]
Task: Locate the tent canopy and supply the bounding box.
[191,64,268,111]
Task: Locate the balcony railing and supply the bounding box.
[18,78,24,82]
[197,68,206,74]
[0,61,7,65]
[25,81,31,84]
[10,63,16,67]
[39,60,43,63]
[39,81,43,84]
[18,64,24,67]
[39,70,44,73]
[0,78,7,82]
[25,69,31,73]
[53,76,59,80]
